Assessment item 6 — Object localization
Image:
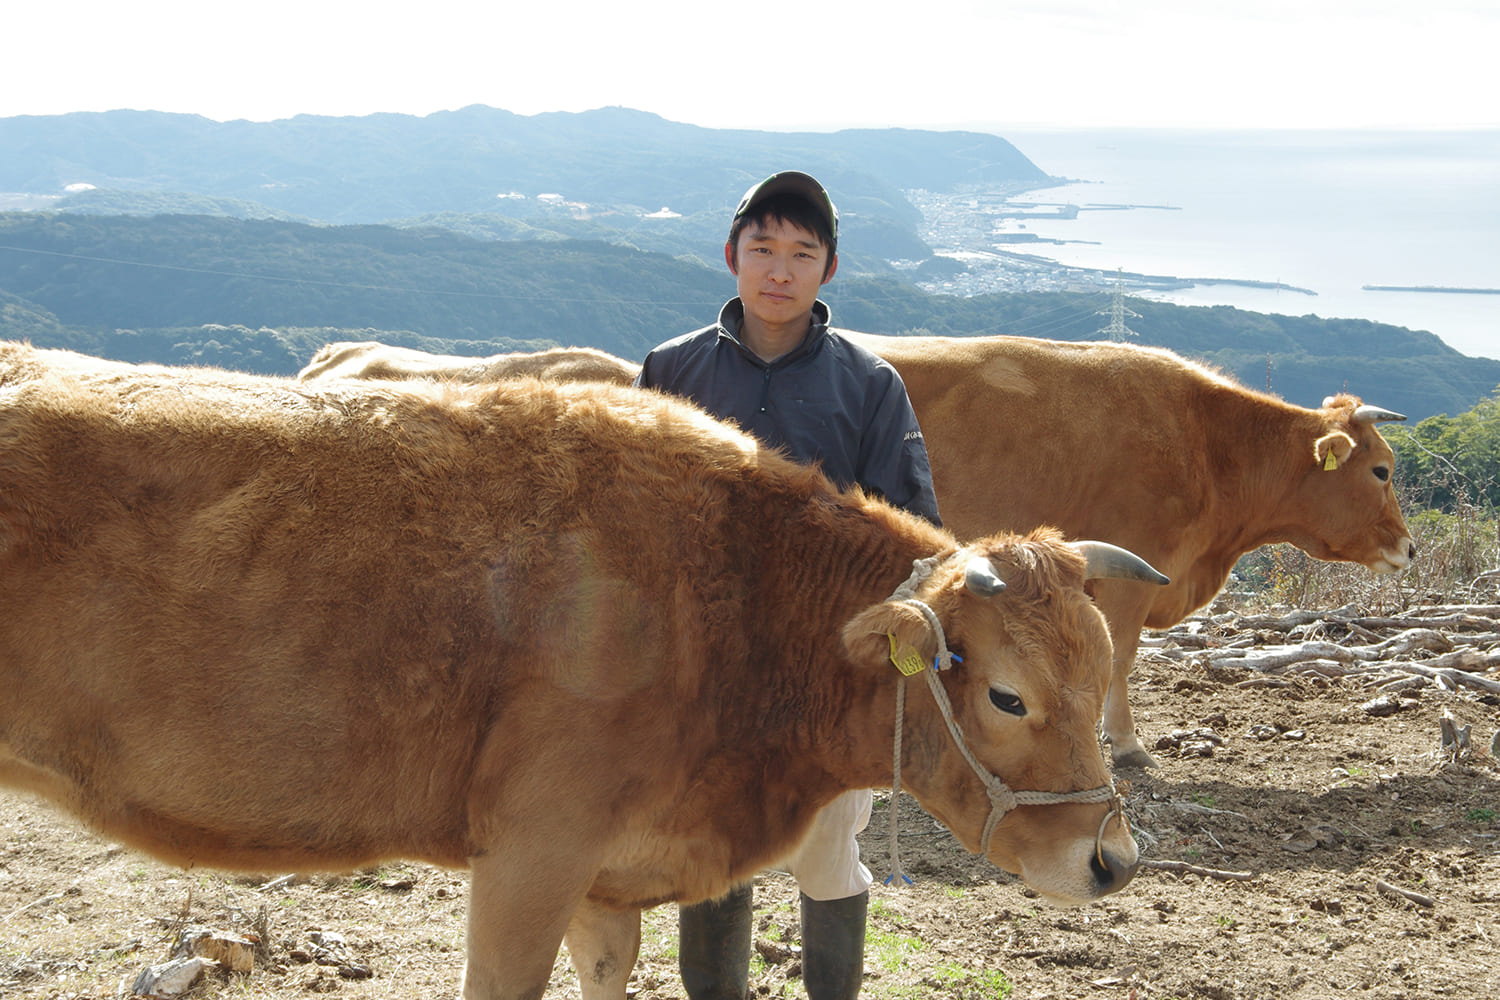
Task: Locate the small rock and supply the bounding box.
[1361,694,1403,717]
[131,956,218,997]
[1308,824,1345,848]
[305,930,370,980]
[1156,727,1224,757]
[306,931,351,966]
[1282,833,1318,853]
[754,939,798,964]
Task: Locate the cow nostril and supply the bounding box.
[1091,847,1137,891]
[1092,851,1116,887]
[1409,542,1417,559]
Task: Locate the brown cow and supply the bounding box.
[848,333,1415,767]
[301,337,1415,768]
[298,340,639,384]
[0,343,1164,1000]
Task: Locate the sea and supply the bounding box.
[979,128,1500,363]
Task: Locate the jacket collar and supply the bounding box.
[715,298,832,368]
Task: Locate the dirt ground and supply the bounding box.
[3,609,1498,1000]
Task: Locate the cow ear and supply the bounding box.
[842,601,936,673]
[1314,430,1356,471]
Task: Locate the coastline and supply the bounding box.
[1363,285,1500,296]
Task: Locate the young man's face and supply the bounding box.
[726,216,838,333]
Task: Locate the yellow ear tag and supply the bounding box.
[1323,450,1339,471]
[888,632,927,676]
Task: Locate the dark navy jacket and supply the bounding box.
[636,298,941,526]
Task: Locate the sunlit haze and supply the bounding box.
[3,1,1496,130]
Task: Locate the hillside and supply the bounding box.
[1,211,1495,420]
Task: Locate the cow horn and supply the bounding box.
[1351,404,1406,425]
[963,556,1007,597]
[1070,541,1170,585]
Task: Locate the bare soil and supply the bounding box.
[4,610,1499,1000]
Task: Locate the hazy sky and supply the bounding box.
[4,0,1496,130]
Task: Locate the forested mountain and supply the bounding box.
[2,211,1494,421]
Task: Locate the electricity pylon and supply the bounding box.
[1096,268,1142,341]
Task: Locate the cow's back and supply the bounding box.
[851,334,1240,562]
[298,342,638,385]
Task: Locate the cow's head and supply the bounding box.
[842,528,1167,904]
[1294,394,1414,574]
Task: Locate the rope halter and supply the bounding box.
[882,551,1125,887]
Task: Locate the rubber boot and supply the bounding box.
[679,882,753,1000]
[799,890,868,1000]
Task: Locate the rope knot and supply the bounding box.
[987,783,1018,815]
[889,552,949,602]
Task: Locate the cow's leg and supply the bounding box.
[1103,625,1156,769]
[462,850,596,1000]
[564,897,641,1000]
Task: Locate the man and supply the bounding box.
[635,170,940,1000]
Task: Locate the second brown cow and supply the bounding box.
[301,335,1415,767]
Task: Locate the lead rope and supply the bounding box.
[884,555,947,886]
[882,554,1124,887]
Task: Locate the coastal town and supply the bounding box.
[903,186,1317,300]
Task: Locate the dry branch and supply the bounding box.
[1375,879,1435,908]
[1143,859,1256,882]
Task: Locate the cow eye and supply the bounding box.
[1374,465,1390,482]
[989,688,1026,716]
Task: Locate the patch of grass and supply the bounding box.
[932,961,1014,998]
[866,925,925,974]
[1466,807,1496,824]
[639,906,677,963]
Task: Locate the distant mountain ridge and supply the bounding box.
[0,105,1050,226]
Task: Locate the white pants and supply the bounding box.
[781,788,874,901]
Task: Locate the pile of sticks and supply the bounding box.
[1142,602,1500,698]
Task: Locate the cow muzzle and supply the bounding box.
[1369,536,1416,574]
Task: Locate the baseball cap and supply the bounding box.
[732,170,839,243]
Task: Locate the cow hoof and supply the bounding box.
[1111,748,1158,770]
